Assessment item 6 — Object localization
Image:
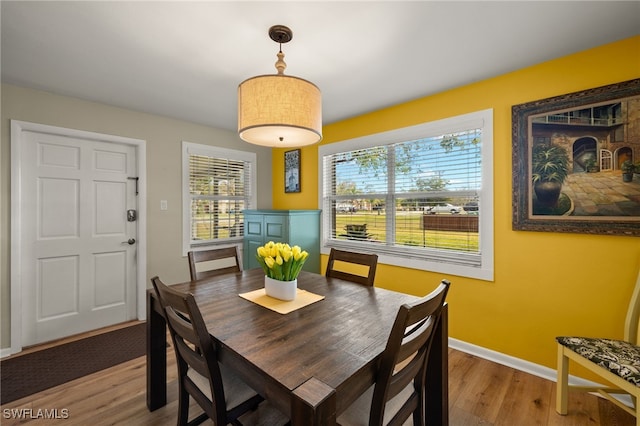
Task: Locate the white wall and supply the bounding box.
[0,84,273,349]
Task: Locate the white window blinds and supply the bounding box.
[182,142,256,252]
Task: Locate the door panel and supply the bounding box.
[38,255,79,319]
[94,251,126,308]
[39,178,80,238]
[95,181,126,234]
[265,215,286,239]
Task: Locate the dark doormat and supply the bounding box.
[0,322,146,404]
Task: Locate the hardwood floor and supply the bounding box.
[1,326,635,425]
[447,350,634,426]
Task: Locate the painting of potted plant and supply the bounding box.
[621,160,636,182]
[531,143,569,207]
[584,157,599,173]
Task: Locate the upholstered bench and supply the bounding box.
[557,336,640,387]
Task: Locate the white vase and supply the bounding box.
[264,276,297,301]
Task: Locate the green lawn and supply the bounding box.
[193,215,243,240]
[335,211,479,252]
[191,211,479,252]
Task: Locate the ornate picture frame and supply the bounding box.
[284,149,301,193]
[512,78,640,236]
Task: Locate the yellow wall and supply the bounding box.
[272,36,640,377]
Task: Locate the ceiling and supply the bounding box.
[2,1,639,133]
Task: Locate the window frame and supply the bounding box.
[182,141,257,256]
[318,109,494,281]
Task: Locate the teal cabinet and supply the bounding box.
[243,210,321,273]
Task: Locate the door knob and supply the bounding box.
[122,238,136,245]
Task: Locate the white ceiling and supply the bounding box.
[2,1,639,133]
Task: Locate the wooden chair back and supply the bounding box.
[372,279,450,425]
[188,246,240,281]
[325,248,378,286]
[151,276,229,425]
[624,266,640,344]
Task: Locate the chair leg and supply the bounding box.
[413,393,425,426]
[178,386,190,426]
[413,409,423,426]
[556,344,569,415]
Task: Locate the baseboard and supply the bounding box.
[448,337,633,407]
[0,347,13,359]
[448,337,568,383]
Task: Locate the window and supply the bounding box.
[319,109,493,281]
[182,142,256,255]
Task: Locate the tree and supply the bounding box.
[440,134,480,153]
[415,174,449,191]
[336,181,359,195]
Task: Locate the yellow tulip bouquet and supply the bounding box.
[256,241,309,282]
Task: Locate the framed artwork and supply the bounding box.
[284,149,301,193]
[512,78,640,236]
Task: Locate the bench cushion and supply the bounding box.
[557,336,640,387]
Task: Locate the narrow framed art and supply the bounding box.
[284,149,301,193]
[512,78,640,236]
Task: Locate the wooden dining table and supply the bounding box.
[146,268,448,425]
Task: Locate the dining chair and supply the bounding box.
[556,264,640,422]
[151,276,287,426]
[325,248,378,286]
[188,246,241,281]
[337,279,451,426]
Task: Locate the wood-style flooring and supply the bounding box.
[0,322,635,425]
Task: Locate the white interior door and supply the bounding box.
[19,130,138,346]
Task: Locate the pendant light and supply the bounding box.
[238,25,322,147]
